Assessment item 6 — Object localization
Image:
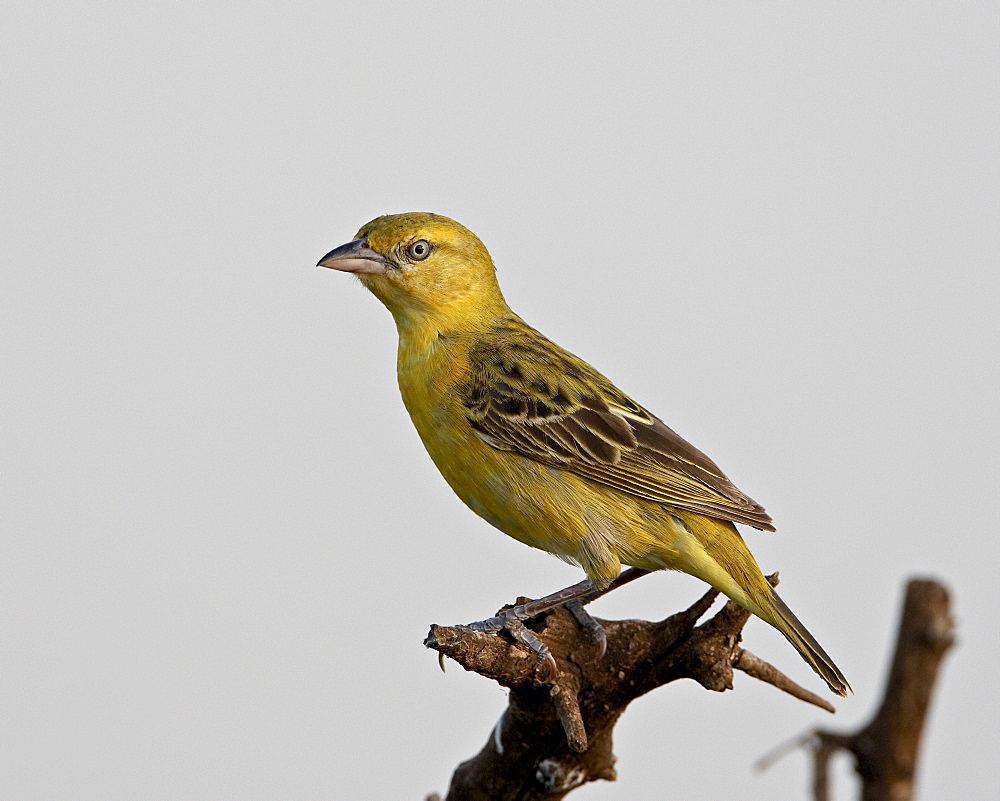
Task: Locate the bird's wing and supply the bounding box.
[463,319,775,530]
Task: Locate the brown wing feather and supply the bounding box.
[464,317,775,531]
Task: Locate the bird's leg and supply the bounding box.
[577,566,652,604]
[459,568,652,669]
[462,578,596,634]
[565,567,652,657]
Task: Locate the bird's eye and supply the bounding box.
[407,239,432,261]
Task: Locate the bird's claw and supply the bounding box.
[504,618,559,678]
[565,599,608,658]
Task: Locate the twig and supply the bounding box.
[734,649,835,713]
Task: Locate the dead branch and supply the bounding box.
[809,578,954,801]
[424,575,834,801]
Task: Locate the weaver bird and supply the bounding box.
[319,212,849,696]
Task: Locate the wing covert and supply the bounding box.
[463,318,775,531]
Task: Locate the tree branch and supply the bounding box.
[424,574,834,800]
[808,578,955,801]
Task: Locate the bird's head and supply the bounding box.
[318,212,508,331]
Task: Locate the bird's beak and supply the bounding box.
[317,239,393,274]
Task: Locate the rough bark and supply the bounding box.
[424,575,834,801]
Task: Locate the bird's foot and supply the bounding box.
[459,606,559,677]
[565,599,608,657]
[455,569,652,673]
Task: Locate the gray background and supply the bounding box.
[4,3,997,799]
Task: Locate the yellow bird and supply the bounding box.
[319,212,849,696]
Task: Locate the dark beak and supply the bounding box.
[317,239,393,274]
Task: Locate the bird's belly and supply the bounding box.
[426,425,588,558]
[414,409,679,586]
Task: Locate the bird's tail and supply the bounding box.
[668,513,851,697]
[748,584,851,697]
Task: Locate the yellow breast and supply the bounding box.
[395,330,592,558]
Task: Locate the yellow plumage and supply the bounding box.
[319,211,849,696]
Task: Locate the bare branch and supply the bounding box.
[425,575,835,800]
[734,649,836,713]
[810,731,852,801]
[796,578,954,801]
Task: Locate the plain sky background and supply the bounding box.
[3,3,997,800]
